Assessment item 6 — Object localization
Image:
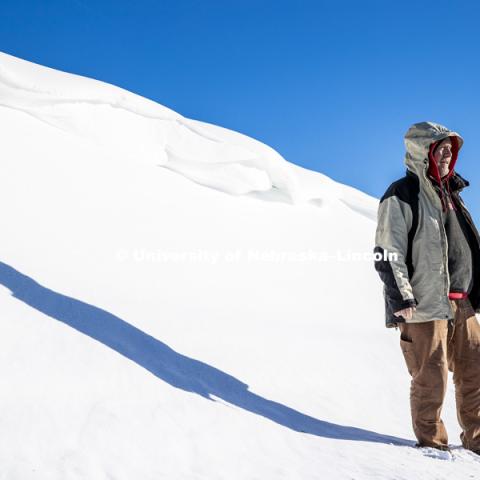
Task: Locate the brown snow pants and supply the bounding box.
[398,297,480,450]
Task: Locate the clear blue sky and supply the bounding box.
[1,0,479,222]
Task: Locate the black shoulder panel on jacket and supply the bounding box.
[380,170,420,205]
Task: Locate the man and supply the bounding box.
[373,121,480,453]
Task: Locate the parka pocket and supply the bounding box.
[425,216,445,267]
[400,334,419,377]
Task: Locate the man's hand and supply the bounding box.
[394,306,416,321]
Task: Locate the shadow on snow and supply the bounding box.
[0,261,412,446]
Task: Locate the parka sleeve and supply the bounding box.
[373,194,417,314]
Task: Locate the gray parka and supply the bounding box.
[374,122,480,328]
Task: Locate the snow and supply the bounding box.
[0,50,478,479]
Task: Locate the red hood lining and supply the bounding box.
[427,135,459,185]
[427,136,460,212]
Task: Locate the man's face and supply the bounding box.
[433,138,453,177]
